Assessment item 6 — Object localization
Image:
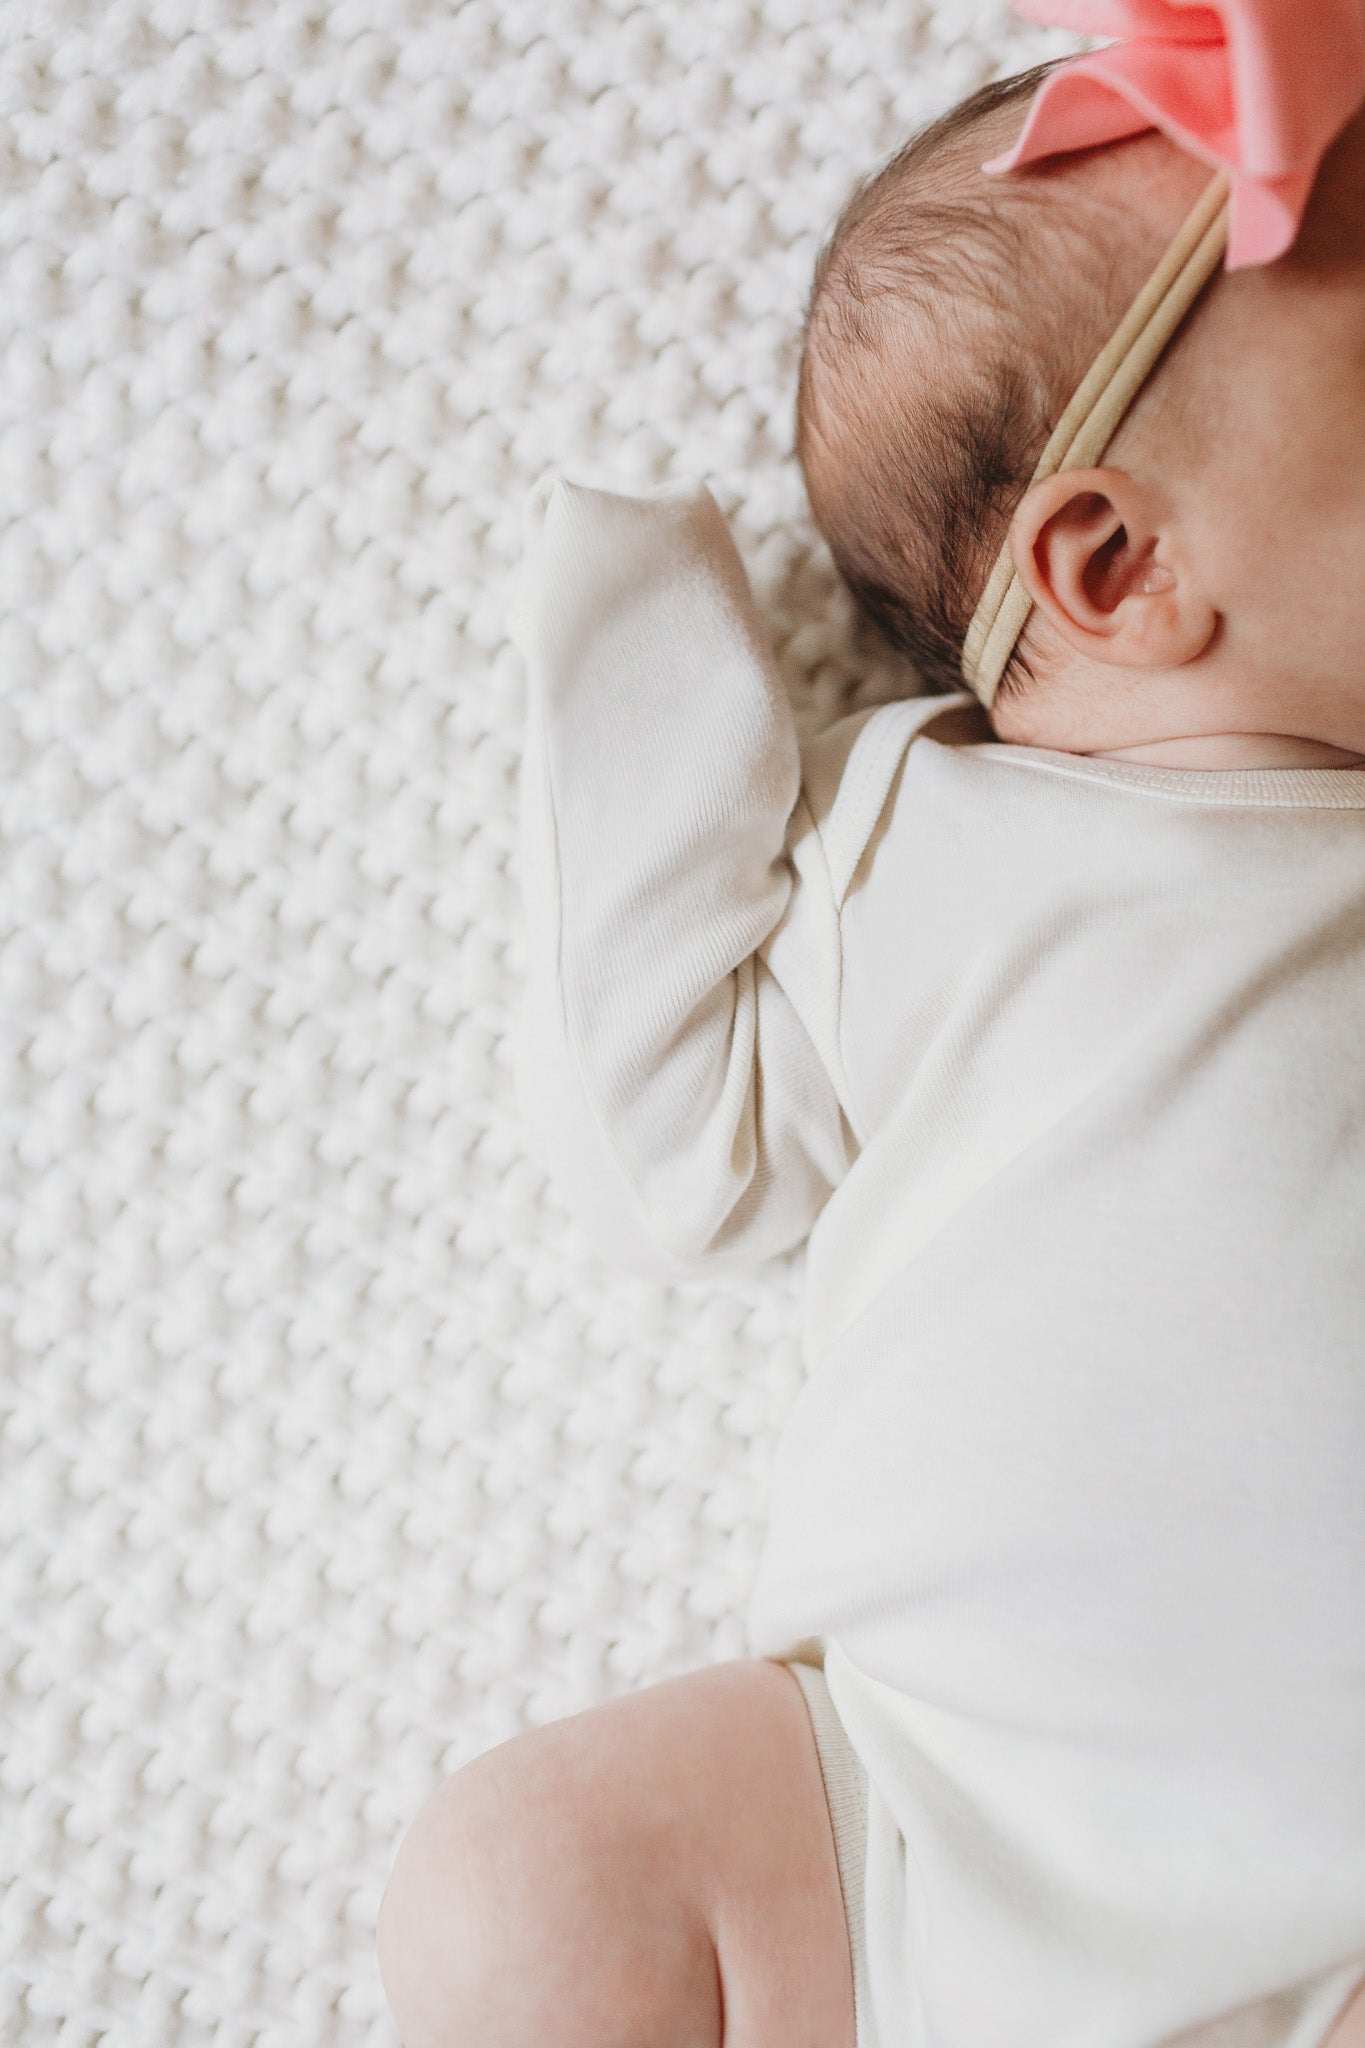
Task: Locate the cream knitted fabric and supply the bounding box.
[0,4,1081,2043]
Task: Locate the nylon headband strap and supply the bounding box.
[961,169,1231,708]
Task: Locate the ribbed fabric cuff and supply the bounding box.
[781,1651,873,2048]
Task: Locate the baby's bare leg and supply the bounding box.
[1327,1978,1365,2048]
[376,1656,855,2048]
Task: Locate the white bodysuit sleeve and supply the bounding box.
[512,475,873,1278]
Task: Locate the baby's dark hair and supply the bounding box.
[796,65,1121,698]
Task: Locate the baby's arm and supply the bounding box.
[513,477,861,1277]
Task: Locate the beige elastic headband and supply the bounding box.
[961,169,1231,707]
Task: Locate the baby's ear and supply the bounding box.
[1009,467,1216,671]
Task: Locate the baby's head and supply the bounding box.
[799,72,1365,763]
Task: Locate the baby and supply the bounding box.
[376,57,1365,2048]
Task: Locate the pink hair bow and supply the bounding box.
[987,0,1365,265]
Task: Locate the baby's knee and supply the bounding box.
[375,1713,719,2048]
[376,1757,509,2048]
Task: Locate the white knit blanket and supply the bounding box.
[0,3,1080,2040]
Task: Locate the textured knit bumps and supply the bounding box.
[0,4,1074,2042]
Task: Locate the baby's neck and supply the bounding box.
[1091,733,1365,770]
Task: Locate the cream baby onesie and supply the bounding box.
[513,476,1365,2048]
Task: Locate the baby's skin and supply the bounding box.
[994,107,1365,769]
[376,105,1365,2048]
[378,1658,856,2048]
